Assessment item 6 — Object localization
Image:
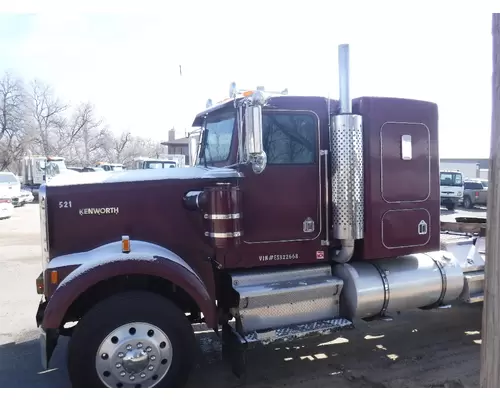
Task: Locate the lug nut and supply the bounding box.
[137,342,143,348]
[126,344,132,350]
[101,353,108,360]
[146,347,152,352]
[130,375,135,381]
[116,363,122,368]
[148,365,154,371]
[118,352,124,358]
[120,371,126,377]
[140,373,146,378]
[150,355,156,361]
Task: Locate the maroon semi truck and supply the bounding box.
[34,44,486,388]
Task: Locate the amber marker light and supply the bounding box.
[50,270,58,285]
[122,235,131,253]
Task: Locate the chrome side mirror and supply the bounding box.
[188,133,200,166]
[244,92,267,174]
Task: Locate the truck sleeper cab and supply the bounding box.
[34,44,485,388]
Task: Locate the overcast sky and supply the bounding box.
[0,3,495,158]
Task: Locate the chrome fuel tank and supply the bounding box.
[332,251,465,319]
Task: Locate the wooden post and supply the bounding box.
[480,13,500,388]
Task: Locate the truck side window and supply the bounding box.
[200,110,235,164]
[262,112,317,164]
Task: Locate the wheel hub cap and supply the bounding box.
[122,349,149,374]
[95,322,173,388]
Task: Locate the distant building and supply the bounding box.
[161,128,189,161]
[161,128,201,166]
[440,158,489,180]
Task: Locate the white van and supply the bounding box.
[440,170,464,211]
[0,172,21,199]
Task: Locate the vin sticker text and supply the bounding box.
[259,253,299,262]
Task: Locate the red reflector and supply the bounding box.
[36,273,44,295]
[475,191,479,197]
[0,198,11,203]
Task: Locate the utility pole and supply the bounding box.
[480,12,500,388]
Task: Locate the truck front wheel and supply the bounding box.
[67,290,196,388]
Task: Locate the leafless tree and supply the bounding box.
[63,102,101,156]
[63,102,108,165]
[29,79,68,156]
[113,131,133,163]
[0,71,167,172]
[0,73,30,171]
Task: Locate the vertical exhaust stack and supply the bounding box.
[331,44,365,263]
[338,44,352,114]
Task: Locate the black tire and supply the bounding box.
[463,196,473,209]
[446,203,455,211]
[67,290,196,388]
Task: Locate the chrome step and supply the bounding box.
[460,271,485,303]
[462,264,485,273]
[466,293,484,303]
[243,317,354,345]
[230,265,343,333]
[465,271,485,282]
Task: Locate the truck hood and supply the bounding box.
[45,165,241,187]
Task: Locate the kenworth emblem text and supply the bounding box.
[79,207,120,216]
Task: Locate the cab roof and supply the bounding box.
[191,94,338,127]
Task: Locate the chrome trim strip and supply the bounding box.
[204,213,242,220]
[205,231,243,238]
[321,149,329,246]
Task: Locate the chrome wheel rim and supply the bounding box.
[95,322,173,388]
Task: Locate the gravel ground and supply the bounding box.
[0,204,486,388]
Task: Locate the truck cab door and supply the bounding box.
[241,110,324,244]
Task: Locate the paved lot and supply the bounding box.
[440,206,487,222]
[0,204,485,388]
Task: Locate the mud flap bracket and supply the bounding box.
[40,328,59,370]
[221,323,248,381]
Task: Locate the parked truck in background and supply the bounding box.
[95,162,125,172]
[132,156,182,169]
[34,44,486,388]
[462,178,488,209]
[439,170,464,210]
[21,153,77,200]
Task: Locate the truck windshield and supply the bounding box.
[440,172,463,187]
[146,161,176,169]
[49,160,66,170]
[197,109,235,165]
